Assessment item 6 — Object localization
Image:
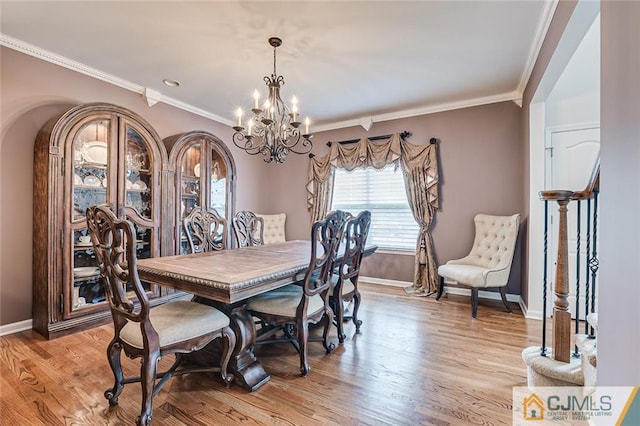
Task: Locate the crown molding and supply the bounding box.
[2,27,538,133]
[313,91,522,132]
[1,33,141,93]
[516,0,559,95]
[0,33,234,126]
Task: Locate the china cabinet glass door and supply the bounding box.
[66,118,159,316]
[167,131,235,255]
[70,119,111,309]
[209,147,228,218]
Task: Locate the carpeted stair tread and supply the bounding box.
[522,346,584,386]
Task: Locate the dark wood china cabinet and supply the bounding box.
[33,103,178,339]
[164,131,236,254]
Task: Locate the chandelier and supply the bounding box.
[232,37,313,163]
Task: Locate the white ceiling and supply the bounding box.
[0,1,555,131]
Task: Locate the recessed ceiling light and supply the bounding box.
[163,79,180,87]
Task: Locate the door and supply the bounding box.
[546,125,600,318]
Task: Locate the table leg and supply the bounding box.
[194,297,270,391]
[228,305,270,390]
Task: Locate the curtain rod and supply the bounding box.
[326,130,412,147]
[309,134,438,158]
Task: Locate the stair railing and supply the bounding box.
[538,164,599,363]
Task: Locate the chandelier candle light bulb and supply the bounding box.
[253,89,260,109]
[236,108,243,126]
[231,36,313,163]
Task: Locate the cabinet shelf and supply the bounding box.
[75,161,107,169]
[75,185,106,191]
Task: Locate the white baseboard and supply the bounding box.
[0,319,32,336]
[360,276,523,305]
[359,276,410,287]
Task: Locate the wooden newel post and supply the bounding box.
[539,190,574,363]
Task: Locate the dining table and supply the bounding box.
[137,239,377,391]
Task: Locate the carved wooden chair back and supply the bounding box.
[332,210,371,343]
[304,209,348,298]
[86,204,235,425]
[336,210,371,282]
[246,209,347,376]
[86,204,149,327]
[233,210,265,247]
[183,206,228,253]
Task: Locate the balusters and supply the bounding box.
[539,166,599,363]
[541,200,549,357]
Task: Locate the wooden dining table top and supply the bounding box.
[137,240,377,304]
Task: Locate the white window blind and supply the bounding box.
[331,164,418,251]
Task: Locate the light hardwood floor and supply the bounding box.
[0,283,542,425]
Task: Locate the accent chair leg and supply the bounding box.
[436,276,445,300]
[471,288,479,318]
[499,287,513,313]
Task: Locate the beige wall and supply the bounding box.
[520,0,578,306]
[268,101,525,291]
[598,0,640,385]
[0,47,272,325]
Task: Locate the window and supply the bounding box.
[331,164,418,251]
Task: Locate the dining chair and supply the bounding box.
[86,205,235,426]
[437,213,520,318]
[331,210,371,343]
[245,209,347,376]
[232,210,264,247]
[183,206,228,253]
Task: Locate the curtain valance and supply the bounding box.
[306,133,440,295]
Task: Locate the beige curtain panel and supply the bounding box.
[306,133,440,295]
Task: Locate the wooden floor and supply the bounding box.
[0,283,543,425]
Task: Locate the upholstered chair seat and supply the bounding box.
[246,285,324,318]
[437,213,520,318]
[339,279,355,295]
[120,300,231,349]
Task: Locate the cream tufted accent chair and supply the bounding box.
[256,213,287,244]
[437,213,520,318]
